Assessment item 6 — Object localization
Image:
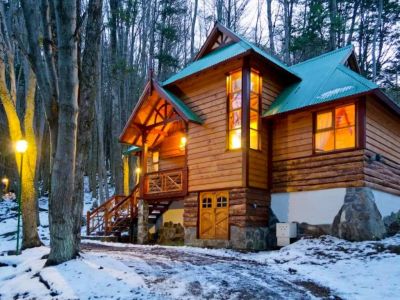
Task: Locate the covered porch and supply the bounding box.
[120,78,202,201]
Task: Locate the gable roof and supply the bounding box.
[264,45,378,117]
[119,79,202,145]
[163,23,300,86]
[155,81,203,124]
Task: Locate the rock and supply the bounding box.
[157,222,184,245]
[332,187,386,241]
[266,207,279,248]
[298,223,331,237]
[383,210,400,236]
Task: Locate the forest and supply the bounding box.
[0,0,399,265]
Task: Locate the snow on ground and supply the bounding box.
[1,187,400,299]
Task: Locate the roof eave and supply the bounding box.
[262,90,375,120]
[372,88,400,116]
[163,50,252,87]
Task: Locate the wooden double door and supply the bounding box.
[199,191,229,240]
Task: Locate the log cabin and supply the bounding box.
[86,23,400,249]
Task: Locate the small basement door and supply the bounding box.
[199,191,229,239]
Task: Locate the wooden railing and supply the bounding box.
[144,167,187,199]
[86,185,139,236]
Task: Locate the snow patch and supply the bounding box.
[317,86,354,100]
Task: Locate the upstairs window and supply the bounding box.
[314,104,356,153]
[250,70,261,150]
[227,69,262,150]
[227,70,242,149]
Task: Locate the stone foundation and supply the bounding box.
[230,226,269,250]
[184,226,270,250]
[137,199,149,244]
[157,221,184,245]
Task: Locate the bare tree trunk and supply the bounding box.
[95,57,108,204]
[71,0,103,250]
[0,5,41,250]
[266,0,275,54]
[282,0,291,64]
[110,0,123,195]
[190,0,198,59]
[372,0,382,81]
[46,0,79,265]
[21,0,59,169]
[346,0,360,45]
[329,0,338,50]
[21,67,42,249]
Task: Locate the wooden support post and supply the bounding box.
[241,58,251,187]
[86,211,90,236]
[140,133,148,198]
[104,209,109,235]
[123,155,130,195]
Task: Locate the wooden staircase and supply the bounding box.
[86,184,172,242]
[86,185,140,241]
[148,201,171,224]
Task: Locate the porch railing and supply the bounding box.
[86,184,139,236]
[144,167,187,198]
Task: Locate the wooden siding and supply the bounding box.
[271,108,365,193]
[175,59,244,192]
[248,58,286,189]
[364,99,400,195]
[147,132,186,172]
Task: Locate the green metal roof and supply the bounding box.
[219,25,301,79]
[163,41,250,86]
[264,45,378,117]
[155,82,203,124]
[123,145,141,155]
[162,24,300,86]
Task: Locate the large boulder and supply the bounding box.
[332,187,386,241]
[383,210,400,236]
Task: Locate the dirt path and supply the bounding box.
[82,243,340,300]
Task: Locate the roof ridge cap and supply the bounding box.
[291,45,354,68]
[336,65,377,88]
[217,23,290,68]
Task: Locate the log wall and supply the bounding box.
[248,73,284,189]
[174,59,244,192]
[364,99,400,195]
[271,106,365,193]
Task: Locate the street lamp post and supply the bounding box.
[15,139,28,255]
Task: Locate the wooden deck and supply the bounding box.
[143,167,188,200]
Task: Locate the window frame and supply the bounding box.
[226,68,262,151]
[313,103,358,154]
[249,69,262,151]
[226,69,243,150]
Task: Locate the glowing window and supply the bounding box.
[249,70,261,150]
[315,104,356,153]
[227,69,261,150]
[227,71,242,149]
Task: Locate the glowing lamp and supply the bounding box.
[16,140,28,153]
[2,177,8,185]
[179,136,187,150]
[135,167,141,174]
